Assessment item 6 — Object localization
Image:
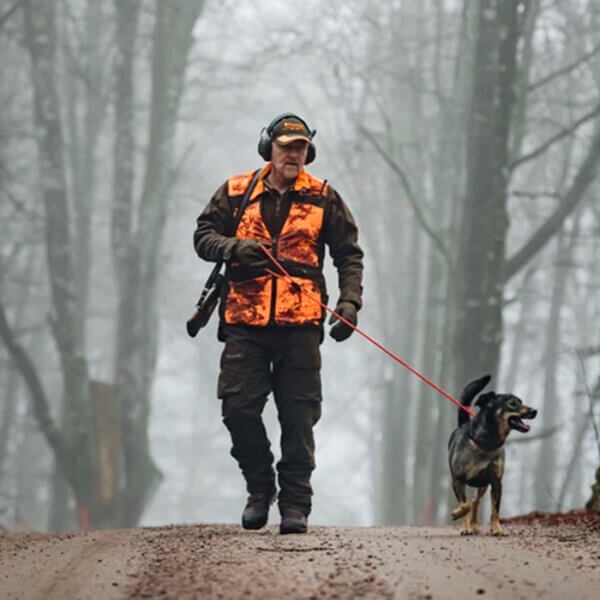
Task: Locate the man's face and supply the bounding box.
[271,139,309,181]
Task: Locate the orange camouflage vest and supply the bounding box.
[223,165,329,327]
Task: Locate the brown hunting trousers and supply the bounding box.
[218,325,322,515]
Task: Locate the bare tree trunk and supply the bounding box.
[64,0,106,345]
[0,252,34,473]
[557,374,600,510]
[379,213,422,525]
[436,285,460,522]
[112,0,205,526]
[365,1,429,525]
[15,403,50,530]
[502,279,535,392]
[452,0,526,390]
[534,225,576,510]
[425,1,476,524]
[412,244,443,524]
[373,164,416,525]
[48,465,73,531]
[508,0,541,161]
[0,369,19,474]
[23,0,94,518]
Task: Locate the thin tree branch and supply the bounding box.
[509,104,600,172]
[167,140,196,193]
[506,425,560,445]
[502,264,536,306]
[503,124,600,282]
[359,125,452,269]
[511,190,563,200]
[0,0,24,30]
[528,41,600,94]
[0,303,70,477]
[577,345,600,358]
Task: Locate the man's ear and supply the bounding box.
[475,392,496,408]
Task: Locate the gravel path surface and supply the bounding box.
[1,522,598,599]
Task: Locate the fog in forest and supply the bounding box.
[1,0,599,532]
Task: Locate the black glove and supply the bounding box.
[233,239,269,268]
[328,301,357,342]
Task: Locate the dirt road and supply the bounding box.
[1,520,598,599]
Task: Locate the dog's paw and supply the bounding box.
[460,527,474,536]
[491,523,505,536]
[469,522,480,534]
[451,502,471,520]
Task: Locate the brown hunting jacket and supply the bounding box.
[194,164,363,328]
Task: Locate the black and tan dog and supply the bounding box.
[448,375,537,536]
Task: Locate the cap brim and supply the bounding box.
[275,134,311,145]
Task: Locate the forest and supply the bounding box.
[0,0,599,532]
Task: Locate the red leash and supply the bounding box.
[260,244,475,417]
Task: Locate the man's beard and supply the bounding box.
[282,163,300,179]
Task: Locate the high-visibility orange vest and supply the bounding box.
[223,165,329,327]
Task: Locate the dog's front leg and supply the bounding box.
[469,486,486,534]
[451,480,472,534]
[490,480,504,536]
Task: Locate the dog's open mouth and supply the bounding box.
[508,416,531,433]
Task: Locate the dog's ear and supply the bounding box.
[475,392,496,408]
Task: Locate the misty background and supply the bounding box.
[0,0,599,532]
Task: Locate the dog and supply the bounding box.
[448,375,537,536]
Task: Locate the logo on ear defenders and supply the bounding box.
[283,121,305,131]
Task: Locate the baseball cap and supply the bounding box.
[271,116,313,145]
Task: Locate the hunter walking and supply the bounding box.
[193,113,363,534]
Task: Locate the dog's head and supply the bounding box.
[475,392,537,439]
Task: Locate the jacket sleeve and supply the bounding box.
[322,186,364,309]
[193,181,237,263]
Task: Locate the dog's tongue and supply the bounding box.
[510,416,531,432]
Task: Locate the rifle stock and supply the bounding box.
[186,275,223,337]
[187,168,260,338]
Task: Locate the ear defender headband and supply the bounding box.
[257,113,317,164]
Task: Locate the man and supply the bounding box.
[194,113,363,534]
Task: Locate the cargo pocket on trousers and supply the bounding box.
[290,343,322,403]
[217,341,246,399]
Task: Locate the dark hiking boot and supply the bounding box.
[279,508,308,534]
[242,489,275,530]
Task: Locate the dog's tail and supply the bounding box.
[458,375,491,426]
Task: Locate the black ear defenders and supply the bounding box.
[257,113,317,164]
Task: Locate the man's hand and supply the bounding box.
[233,239,270,268]
[328,301,357,342]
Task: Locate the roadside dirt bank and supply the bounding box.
[1,520,598,599]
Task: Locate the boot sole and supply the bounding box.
[242,516,268,530]
[241,491,275,530]
[279,524,307,534]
